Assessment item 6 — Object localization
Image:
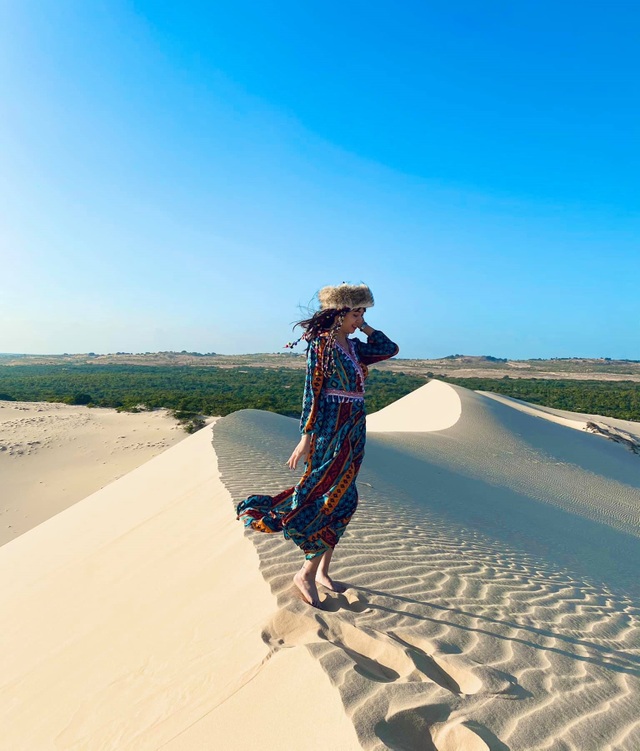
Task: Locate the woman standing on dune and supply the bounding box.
[236,283,399,608]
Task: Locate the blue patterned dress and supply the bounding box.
[236,330,399,559]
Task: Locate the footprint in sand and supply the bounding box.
[433,718,513,750]
[263,608,414,683]
[263,601,516,751]
[319,589,371,613]
[261,607,320,649]
[391,630,525,699]
[316,618,416,683]
[376,705,494,751]
[265,602,491,693]
[387,631,482,695]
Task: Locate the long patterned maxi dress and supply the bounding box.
[236,329,399,559]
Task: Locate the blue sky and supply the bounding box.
[1,1,638,359]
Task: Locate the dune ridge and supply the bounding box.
[3,382,639,750]
[213,382,640,750]
[1,424,360,751]
[0,400,187,546]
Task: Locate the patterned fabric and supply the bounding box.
[236,330,399,560]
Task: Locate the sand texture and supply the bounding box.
[0,400,187,546]
[0,424,360,751]
[213,382,640,751]
[2,381,639,750]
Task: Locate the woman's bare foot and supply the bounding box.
[293,570,321,607]
[315,574,347,593]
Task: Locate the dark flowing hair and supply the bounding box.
[297,307,349,339]
[284,306,350,377]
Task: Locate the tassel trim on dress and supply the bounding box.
[324,388,365,403]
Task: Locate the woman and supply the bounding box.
[236,283,399,608]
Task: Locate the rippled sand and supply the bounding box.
[1,382,638,750]
[214,382,640,750]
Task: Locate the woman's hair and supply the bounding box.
[287,306,350,377]
[295,307,349,341]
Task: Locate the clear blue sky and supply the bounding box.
[1,1,638,359]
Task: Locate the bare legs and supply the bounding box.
[293,548,347,607]
[293,555,322,608]
[315,548,347,593]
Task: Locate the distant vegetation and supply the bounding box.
[442,377,640,421]
[0,365,424,418]
[441,354,506,362]
[0,364,638,422]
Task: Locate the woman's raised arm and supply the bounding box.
[354,328,399,365]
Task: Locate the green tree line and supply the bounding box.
[442,376,640,421]
[1,365,638,422]
[0,365,424,417]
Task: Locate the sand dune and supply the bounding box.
[0,424,359,751]
[3,382,640,750]
[478,389,640,442]
[0,400,188,546]
[366,379,462,432]
[213,382,640,750]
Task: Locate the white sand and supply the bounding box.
[366,378,462,432]
[2,383,640,750]
[213,383,640,750]
[0,424,360,751]
[0,400,188,546]
[478,389,640,442]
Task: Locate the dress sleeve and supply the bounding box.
[353,329,399,365]
[300,338,325,435]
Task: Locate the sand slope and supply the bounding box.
[477,390,640,439]
[213,382,640,751]
[0,400,188,546]
[3,382,639,750]
[0,425,360,751]
[366,379,462,432]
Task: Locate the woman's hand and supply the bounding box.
[288,434,312,470]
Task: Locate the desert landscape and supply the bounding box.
[0,400,189,546]
[3,351,640,381]
[4,2,637,748]
[2,381,639,750]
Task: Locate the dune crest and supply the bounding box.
[367,379,462,432]
[3,382,639,750]
[0,425,360,750]
[213,384,640,751]
[480,389,640,452]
